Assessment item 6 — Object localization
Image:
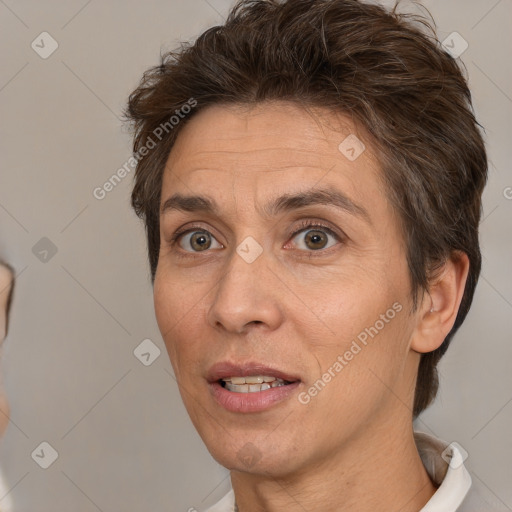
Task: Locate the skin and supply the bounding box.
[154,101,469,512]
[0,263,13,437]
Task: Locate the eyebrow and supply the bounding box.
[160,187,371,223]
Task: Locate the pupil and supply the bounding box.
[307,230,326,249]
[192,232,210,251]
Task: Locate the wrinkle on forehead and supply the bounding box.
[168,101,362,162]
[161,100,383,225]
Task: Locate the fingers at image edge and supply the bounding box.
[0,260,15,340]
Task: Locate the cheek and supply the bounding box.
[154,271,181,367]
[153,258,207,326]
[319,300,412,412]
[301,265,411,387]
[153,270,207,377]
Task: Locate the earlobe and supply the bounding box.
[411,251,470,354]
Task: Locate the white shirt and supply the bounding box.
[205,431,507,511]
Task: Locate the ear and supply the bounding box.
[410,251,470,354]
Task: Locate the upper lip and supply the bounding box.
[207,361,301,383]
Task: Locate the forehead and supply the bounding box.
[167,101,371,168]
[161,101,387,219]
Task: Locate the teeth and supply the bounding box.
[231,376,249,385]
[245,376,264,384]
[220,375,293,392]
[222,375,278,385]
[222,378,288,393]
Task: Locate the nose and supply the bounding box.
[206,242,284,335]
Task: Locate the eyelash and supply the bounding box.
[168,220,343,258]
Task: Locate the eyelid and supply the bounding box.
[288,219,342,241]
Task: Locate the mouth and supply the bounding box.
[207,362,301,413]
[219,375,295,393]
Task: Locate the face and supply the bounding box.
[154,101,422,476]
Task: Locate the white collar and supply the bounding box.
[415,431,472,511]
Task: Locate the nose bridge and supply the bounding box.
[207,236,281,333]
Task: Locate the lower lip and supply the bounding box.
[209,381,301,413]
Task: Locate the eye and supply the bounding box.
[172,229,223,252]
[169,220,342,255]
[288,221,341,252]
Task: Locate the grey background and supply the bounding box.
[0,0,510,510]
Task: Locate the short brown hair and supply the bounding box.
[124,0,488,417]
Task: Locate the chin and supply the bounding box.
[204,433,305,477]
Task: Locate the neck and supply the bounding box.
[231,419,437,512]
